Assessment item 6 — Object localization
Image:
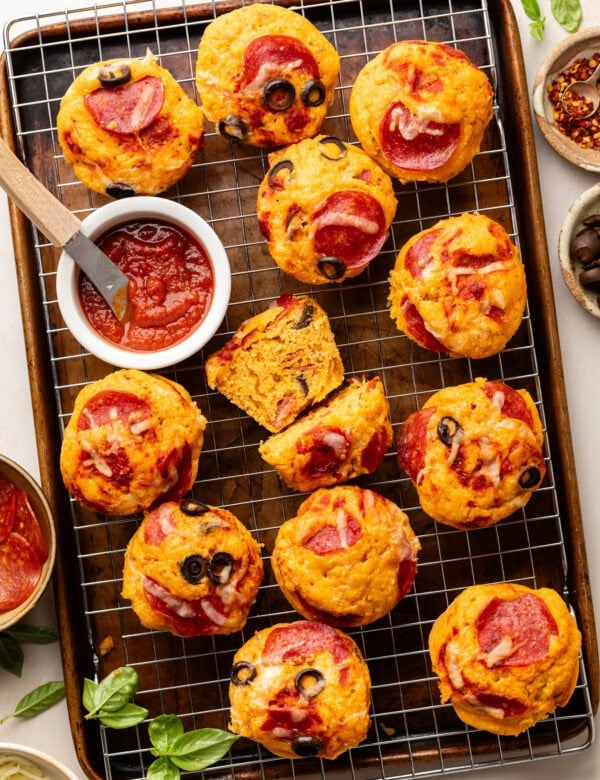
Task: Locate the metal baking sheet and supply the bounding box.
[0,1,597,778]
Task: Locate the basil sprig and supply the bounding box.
[0,624,59,677]
[83,666,148,728]
[519,0,582,39]
[81,666,239,779]
[0,680,65,724]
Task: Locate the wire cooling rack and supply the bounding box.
[1,0,597,778]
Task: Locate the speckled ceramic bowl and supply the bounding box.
[0,743,79,780]
[558,182,600,319]
[0,455,56,631]
[56,196,231,370]
[532,27,600,173]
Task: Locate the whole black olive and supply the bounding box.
[518,466,542,490]
[295,668,326,699]
[293,300,314,329]
[180,498,211,516]
[208,552,235,585]
[98,63,132,87]
[301,79,326,107]
[231,661,256,686]
[218,115,249,142]
[180,555,207,584]
[263,79,295,112]
[291,735,323,757]
[317,256,346,280]
[437,416,462,447]
[570,227,600,264]
[579,265,600,292]
[268,159,294,188]
[105,184,135,199]
[318,136,347,161]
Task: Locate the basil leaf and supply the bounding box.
[169,729,239,772]
[520,0,543,22]
[0,680,65,723]
[86,666,140,715]
[530,18,546,40]
[96,703,148,729]
[551,0,582,32]
[82,678,99,714]
[5,624,59,644]
[146,756,180,780]
[149,714,185,753]
[0,633,24,677]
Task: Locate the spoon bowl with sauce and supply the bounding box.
[56,197,231,370]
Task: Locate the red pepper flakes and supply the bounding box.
[547,52,600,150]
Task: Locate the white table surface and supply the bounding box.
[1,1,599,778]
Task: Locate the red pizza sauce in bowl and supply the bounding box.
[56,197,231,369]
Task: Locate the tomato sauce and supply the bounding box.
[79,219,214,351]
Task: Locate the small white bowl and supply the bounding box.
[0,455,56,632]
[558,182,600,319]
[532,27,600,173]
[56,196,231,370]
[0,742,80,780]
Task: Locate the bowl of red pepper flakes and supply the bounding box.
[0,454,56,631]
[533,27,600,173]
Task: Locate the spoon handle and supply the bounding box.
[0,135,80,247]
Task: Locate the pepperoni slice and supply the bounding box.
[143,586,227,637]
[0,532,42,610]
[476,594,558,667]
[143,503,177,545]
[154,443,192,507]
[78,390,152,432]
[242,34,319,88]
[84,76,164,135]
[404,230,441,278]
[482,381,534,430]
[0,476,17,543]
[298,426,350,481]
[303,512,362,555]
[380,101,460,172]
[262,621,351,665]
[14,491,48,564]
[397,558,417,600]
[360,426,389,473]
[471,691,527,718]
[312,191,388,272]
[397,406,435,482]
[400,299,446,352]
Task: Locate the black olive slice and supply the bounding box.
[180,498,211,516]
[231,661,256,686]
[218,115,249,142]
[295,668,326,699]
[180,555,207,584]
[317,256,346,280]
[98,63,132,87]
[208,552,235,585]
[518,466,542,490]
[268,159,294,188]
[105,184,135,199]
[318,136,347,161]
[291,735,323,757]
[579,265,600,292]
[570,227,600,264]
[301,79,326,107]
[296,375,309,396]
[293,300,314,330]
[437,416,462,447]
[263,79,295,112]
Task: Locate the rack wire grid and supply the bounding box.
[1,0,596,778]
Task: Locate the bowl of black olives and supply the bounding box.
[559,182,600,319]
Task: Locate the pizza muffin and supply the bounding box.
[229,620,371,759]
[349,40,493,183]
[196,4,339,148]
[60,369,206,515]
[272,486,420,627]
[388,212,526,359]
[429,583,581,735]
[205,294,344,433]
[258,375,392,492]
[257,135,397,284]
[57,51,204,197]
[396,378,546,530]
[121,499,263,636]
